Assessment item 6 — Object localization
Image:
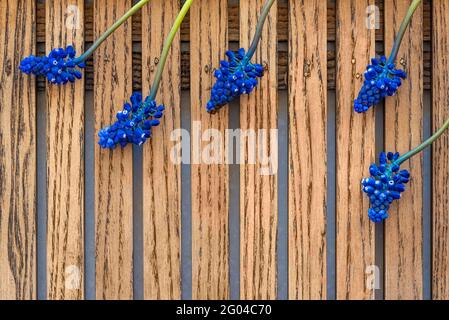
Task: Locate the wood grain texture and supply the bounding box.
[384,0,423,300]
[432,0,449,300]
[94,0,133,300]
[288,0,327,300]
[190,0,229,300]
[46,0,84,300]
[335,0,376,300]
[239,0,278,300]
[0,0,36,300]
[142,0,181,300]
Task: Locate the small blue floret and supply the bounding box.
[354,56,407,113]
[98,92,164,149]
[362,152,410,223]
[207,48,264,113]
[19,45,86,85]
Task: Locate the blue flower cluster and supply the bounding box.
[354,56,407,113]
[98,92,165,149]
[362,152,410,223]
[206,48,264,113]
[19,46,86,85]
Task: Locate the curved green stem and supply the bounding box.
[387,0,422,64]
[149,0,194,100]
[397,116,449,166]
[246,0,276,60]
[74,0,151,63]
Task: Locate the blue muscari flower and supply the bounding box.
[206,48,264,113]
[98,92,165,149]
[19,45,86,85]
[354,56,407,113]
[362,152,410,223]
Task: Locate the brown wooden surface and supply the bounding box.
[46,0,85,300]
[240,0,278,300]
[0,0,36,300]
[288,0,327,300]
[336,0,376,300]
[384,0,423,300]
[432,0,449,300]
[190,0,229,300]
[142,0,182,300]
[1,0,444,301]
[94,0,133,300]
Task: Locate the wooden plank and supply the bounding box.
[46,0,84,300]
[384,0,423,300]
[0,0,36,300]
[142,0,181,300]
[288,0,327,300]
[335,0,376,300]
[190,0,229,300]
[94,0,133,300]
[239,0,278,300]
[432,0,449,300]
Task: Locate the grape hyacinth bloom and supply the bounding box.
[19,46,85,85]
[207,49,264,113]
[98,93,164,149]
[354,0,422,113]
[98,0,194,149]
[362,152,409,222]
[354,56,407,113]
[362,110,449,223]
[19,0,151,84]
[207,0,275,113]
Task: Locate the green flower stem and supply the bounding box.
[149,0,194,100]
[396,116,449,166]
[387,0,422,64]
[246,0,276,60]
[74,0,151,63]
